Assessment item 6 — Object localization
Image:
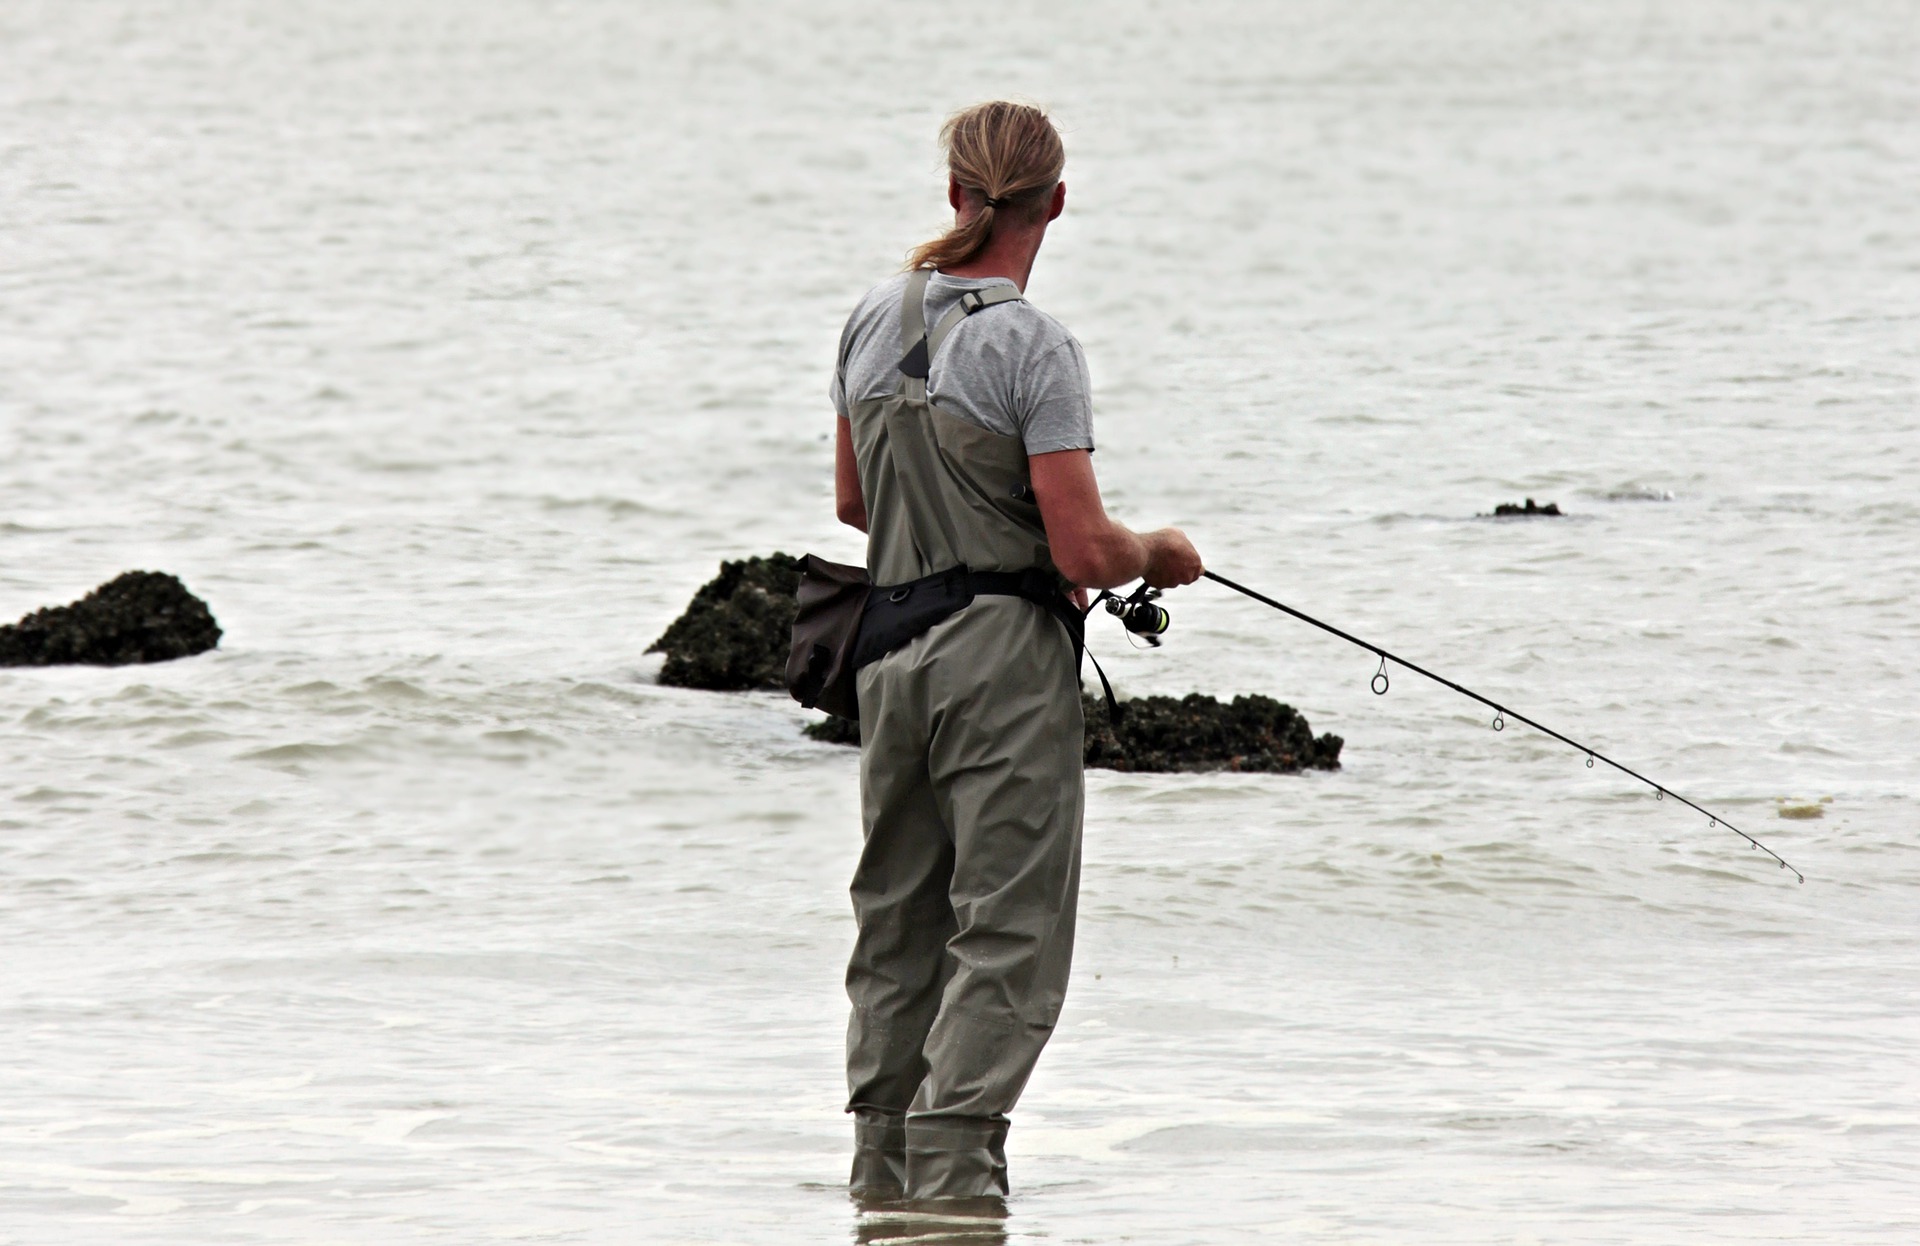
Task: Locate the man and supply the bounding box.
[830,101,1203,1204]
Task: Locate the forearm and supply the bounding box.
[1062,521,1150,589]
[1027,449,1204,589]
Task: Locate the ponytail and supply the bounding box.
[907,102,1065,272]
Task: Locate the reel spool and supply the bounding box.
[1105,585,1170,646]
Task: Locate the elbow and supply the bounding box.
[1052,549,1098,588]
[1052,533,1126,590]
[836,499,869,533]
[1053,526,1146,591]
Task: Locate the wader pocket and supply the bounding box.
[786,553,871,721]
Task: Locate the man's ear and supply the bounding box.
[1047,181,1066,223]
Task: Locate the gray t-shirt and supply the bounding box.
[830,272,1095,455]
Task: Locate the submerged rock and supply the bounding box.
[649,553,803,690]
[0,571,222,667]
[1598,484,1674,503]
[807,692,1342,775]
[1491,498,1562,517]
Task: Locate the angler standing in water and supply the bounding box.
[829,101,1204,1204]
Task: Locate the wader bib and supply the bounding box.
[843,269,1085,1201]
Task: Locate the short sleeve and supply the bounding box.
[1015,338,1096,454]
[830,313,854,419]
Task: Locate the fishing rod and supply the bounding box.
[1101,574,1804,883]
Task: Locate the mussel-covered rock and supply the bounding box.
[1082,692,1342,773]
[807,692,1342,775]
[0,571,222,667]
[649,553,802,690]
[1491,498,1562,517]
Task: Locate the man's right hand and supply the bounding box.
[1142,528,1203,589]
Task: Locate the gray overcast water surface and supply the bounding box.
[2,1,1916,1242]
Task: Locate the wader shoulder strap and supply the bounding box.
[926,284,1024,361]
[897,280,1023,382]
[897,269,933,384]
[900,268,931,353]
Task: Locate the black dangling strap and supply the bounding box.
[1085,646,1122,725]
[1079,591,1124,724]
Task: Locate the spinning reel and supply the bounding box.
[1101,583,1171,646]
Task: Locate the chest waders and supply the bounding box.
[843,269,1086,1202]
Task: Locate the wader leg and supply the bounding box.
[905,1115,1011,1201]
[849,1108,908,1196]
[906,610,1085,1200]
[846,666,956,1194]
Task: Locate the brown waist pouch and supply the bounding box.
[785,554,871,720]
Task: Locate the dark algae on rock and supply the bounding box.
[649,553,802,690]
[0,571,221,667]
[1081,692,1341,773]
[803,714,861,746]
[808,693,1341,775]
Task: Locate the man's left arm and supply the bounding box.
[835,417,867,533]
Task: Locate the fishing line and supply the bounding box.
[1199,569,1805,884]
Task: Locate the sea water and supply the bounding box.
[2,1,1916,1241]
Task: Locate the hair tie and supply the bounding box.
[984,194,1010,209]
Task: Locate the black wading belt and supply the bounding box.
[851,564,1119,720]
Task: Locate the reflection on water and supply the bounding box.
[853,1194,1009,1245]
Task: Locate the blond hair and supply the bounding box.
[907,101,1065,272]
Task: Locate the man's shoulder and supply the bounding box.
[837,273,912,361]
[971,297,1082,375]
[850,272,912,319]
[1000,299,1077,350]
[932,277,1078,354]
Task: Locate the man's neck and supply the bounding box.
[939,230,1043,292]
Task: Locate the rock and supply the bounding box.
[0,571,222,667]
[1081,692,1342,773]
[1491,498,1562,517]
[804,714,861,746]
[648,553,803,690]
[806,692,1342,775]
